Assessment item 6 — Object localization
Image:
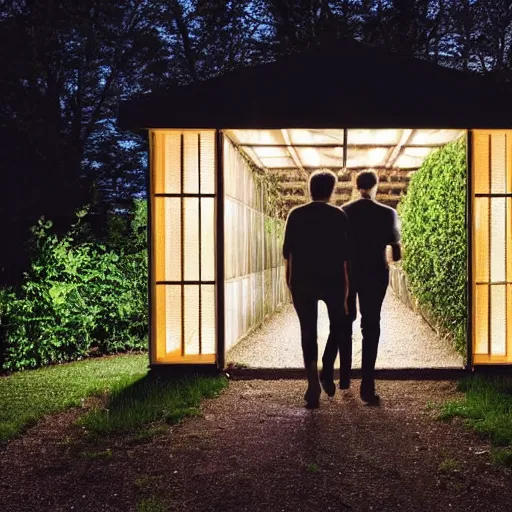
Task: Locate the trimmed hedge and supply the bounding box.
[0,201,148,371]
[398,136,467,355]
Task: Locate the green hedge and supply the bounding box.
[0,201,148,371]
[398,137,467,355]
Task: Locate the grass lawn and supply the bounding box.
[440,376,512,467]
[0,353,228,442]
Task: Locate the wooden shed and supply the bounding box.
[119,38,512,371]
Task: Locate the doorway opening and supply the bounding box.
[223,128,466,370]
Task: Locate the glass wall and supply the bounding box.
[472,130,512,364]
[150,130,216,364]
[224,138,288,351]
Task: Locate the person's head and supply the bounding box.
[309,169,337,201]
[356,170,379,199]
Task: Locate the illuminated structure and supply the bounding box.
[120,39,512,370]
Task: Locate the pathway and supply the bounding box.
[228,289,463,369]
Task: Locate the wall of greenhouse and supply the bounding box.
[224,138,288,351]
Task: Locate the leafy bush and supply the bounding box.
[0,201,148,371]
[398,136,467,355]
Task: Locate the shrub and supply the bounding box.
[0,201,148,371]
[398,136,467,355]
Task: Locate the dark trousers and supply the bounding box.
[322,269,389,393]
[291,282,351,376]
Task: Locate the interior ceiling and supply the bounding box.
[225,129,465,173]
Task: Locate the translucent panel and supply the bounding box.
[474,284,489,355]
[165,286,182,354]
[201,285,216,355]
[474,198,489,282]
[201,198,215,281]
[473,132,490,194]
[508,284,512,358]
[491,285,506,356]
[184,198,199,281]
[289,129,344,145]
[490,133,507,194]
[296,147,343,167]
[259,156,296,168]
[346,147,390,168]
[153,198,181,281]
[508,198,512,282]
[347,129,401,145]
[253,146,290,158]
[184,286,199,355]
[224,199,235,279]
[490,198,506,283]
[199,131,215,194]
[163,132,181,194]
[152,132,165,193]
[409,129,463,146]
[183,132,199,194]
[229,129,285,145]
[395,153,428,169]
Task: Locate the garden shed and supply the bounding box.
[119,38,512,371]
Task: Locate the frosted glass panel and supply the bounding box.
[184,198,199,281]
[491,285,506,356]
[508,198,512,282]
[164,132,181,194]
[154,198,181,282]
[475,285,489,355]
[201,198,215,281]
[201,285,216,354]
[165,286,181,354]
[200,131,215,194]
[184,132,199,194]
[473,132,490,194]
[491,133,506,194]
[165,198,181,281]
[490,198,506,283]
[474,198,489,282]
[184,286,199,355]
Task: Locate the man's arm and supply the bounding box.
[389,209,402,262]
[340,209,351,314]
[282,211,294,290]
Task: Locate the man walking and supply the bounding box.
[325,170,401,405]
[282,170,352,409]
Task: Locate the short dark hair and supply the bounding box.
[356,170,378,190]
[309,170,337,200]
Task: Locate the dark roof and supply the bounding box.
[119,38,512,130]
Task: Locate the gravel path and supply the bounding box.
[227,289,463,369]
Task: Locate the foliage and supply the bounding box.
[398,136,467,354]
[440,376,512,466]
[0,353,148,442]
[80,374,228,434]
[0,201,148,371]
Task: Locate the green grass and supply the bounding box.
[0,354,149,442]
[0,353,228,442]
[80,373,228,434]
[440,376,512,466]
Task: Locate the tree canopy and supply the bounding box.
[2,0,511,284]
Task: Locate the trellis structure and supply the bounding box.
[120,38,512,371]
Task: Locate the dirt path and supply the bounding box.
[1,379,511,512]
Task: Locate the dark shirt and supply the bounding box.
[282,201,350,286]
[342,197,401,275]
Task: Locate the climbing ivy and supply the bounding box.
[398,136,467,355]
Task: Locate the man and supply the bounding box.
[282,169,352,409]
[324,170,401,405]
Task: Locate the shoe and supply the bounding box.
[304,387,321,409]
[319,370,336,397]
[360,392,380,406]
